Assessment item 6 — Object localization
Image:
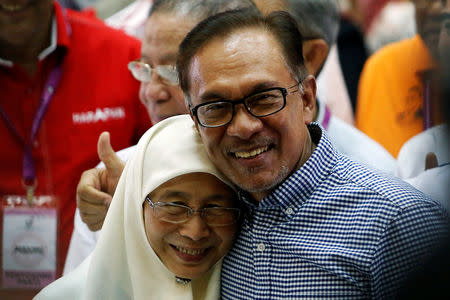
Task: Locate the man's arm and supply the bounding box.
[76,132,125,231]
[63,209,100,275]
[370,200,449,298]
[65,132,126,273]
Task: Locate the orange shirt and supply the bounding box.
[355,35,436,157]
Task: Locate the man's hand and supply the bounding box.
[76,132,125,231]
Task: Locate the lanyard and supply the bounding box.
[0,8,70,203]
[0,65,63,201]
[322,105,331,130]
[422,72,433,130]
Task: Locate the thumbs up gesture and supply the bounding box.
[76,132,125,231]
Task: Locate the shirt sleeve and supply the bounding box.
[370,201,449,299]
[63,209,100,275]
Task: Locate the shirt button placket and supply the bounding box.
[253,210,272,299]
[257,243,265,251]
[285,207,294,215]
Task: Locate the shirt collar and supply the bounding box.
[38,18,57,61]
[53,0,71,49]
[239,123,339,214]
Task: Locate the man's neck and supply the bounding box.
[0,18,53,75]
[250,191,269,203]
[294,130,317,172]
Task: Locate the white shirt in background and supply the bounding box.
[105,0,152,39]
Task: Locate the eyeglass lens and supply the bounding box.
[153,202,239,226]
[128,61,178,85]
[197,88,286,127]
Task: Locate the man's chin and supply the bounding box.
[230,166,290,199]
[152,113,183,124]
[149,115,166,124]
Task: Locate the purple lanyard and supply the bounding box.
[0,8,70,197]
[0,65,63,187]
[322,105,331,130]
[422,74,433,130]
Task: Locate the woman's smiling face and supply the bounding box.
[143,172,238,279]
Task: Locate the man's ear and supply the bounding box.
[189,110,201,133]
[302,39,328,77]
[300,75,317,125]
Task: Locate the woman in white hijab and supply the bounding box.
[35,115,240,300]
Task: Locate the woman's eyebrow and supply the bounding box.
[203,194,236,205]
[158,190,190,202]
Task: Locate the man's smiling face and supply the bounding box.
[138,13,195,123]
[188,28,315,201]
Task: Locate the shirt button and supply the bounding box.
[285,207,294,215]
[257,243,265,251]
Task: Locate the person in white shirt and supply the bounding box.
[105,0,153,39]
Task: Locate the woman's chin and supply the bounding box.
[172,268,205,280]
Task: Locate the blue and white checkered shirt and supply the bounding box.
[221,124,449,299]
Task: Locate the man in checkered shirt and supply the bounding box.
[176,7,449,299]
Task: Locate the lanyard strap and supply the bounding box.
[0,7,70,190]
[322,105,331,130]
[422,73,433,130]
[0,65,63,184]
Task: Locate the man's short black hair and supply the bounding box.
[177,8,308,104]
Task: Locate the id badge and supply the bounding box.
[2,195,57,289]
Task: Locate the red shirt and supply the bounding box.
[0,1,151,284]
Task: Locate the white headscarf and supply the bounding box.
[35,115,232,300]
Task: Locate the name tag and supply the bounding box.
[2,195,57,289]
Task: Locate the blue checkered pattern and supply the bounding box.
[221,124,449,299]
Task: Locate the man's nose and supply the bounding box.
[178,214,211,241]
[226,105,263,140]
[140,78,170,105]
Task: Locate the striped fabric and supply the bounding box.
[221,123,449,299]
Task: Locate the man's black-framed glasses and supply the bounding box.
[190,82,303,128]
[145,196,240,227]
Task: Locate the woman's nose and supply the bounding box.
[178,214,211,241]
